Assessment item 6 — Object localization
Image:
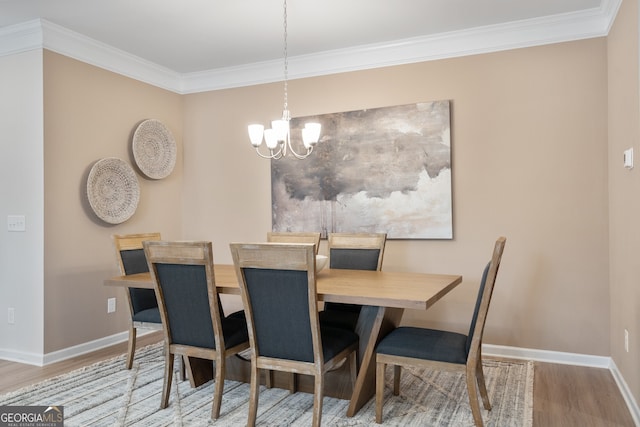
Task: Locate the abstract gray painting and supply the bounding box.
[271,101,452,239]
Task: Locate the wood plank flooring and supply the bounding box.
[0,333,636,426]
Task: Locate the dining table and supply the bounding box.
[104,264,462,417]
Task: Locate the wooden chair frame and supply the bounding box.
[145,240,250,420]
[321,233,387,333]
[267,231,321,254]
[112,232,162,369]
[265,231,322,391]
[375,236,506,426]
[230,242,358,427]
[327,232,387,270]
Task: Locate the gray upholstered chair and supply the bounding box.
[265,232,323,390]
[375,237,506,427]
[144,240,250,420]
[230,242,359,427]
[112,232,163,369]
[267,231,321,254]
[319,232,387,331]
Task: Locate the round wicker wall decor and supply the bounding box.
[87,157,140,224]
[132,119,176,179]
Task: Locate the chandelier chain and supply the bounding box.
[282,0,288,115]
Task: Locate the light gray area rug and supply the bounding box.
[0,344,533,426]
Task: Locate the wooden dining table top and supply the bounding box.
[104,264,462,311]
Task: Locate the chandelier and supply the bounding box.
[247,0,321,160]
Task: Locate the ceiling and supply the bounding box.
[0,0,618,92]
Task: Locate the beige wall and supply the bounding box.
[43,51,184,352]
[183,38,610,357]
[608,0,640,404]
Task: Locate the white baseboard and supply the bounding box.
[484,343,640,426]
[42,331,130,366]
[609,359,640,426]
[0,331,133,367]
[0,348,46,366]
[483,343,611,367]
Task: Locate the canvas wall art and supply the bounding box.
[271,100,452,239]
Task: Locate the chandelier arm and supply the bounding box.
[285,135,314,159]
[254,146,283,159]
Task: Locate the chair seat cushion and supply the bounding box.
[221,317,250,349]
[320,326,359,362]
[132,307,161,324]
[226,309,246,320]
[376,327,468,365]
[319,308,360,331]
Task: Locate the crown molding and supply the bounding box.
[0,0,622,95]
[40,20,181,92]
[0,19,43,56]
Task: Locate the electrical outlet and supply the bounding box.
[7,308,15,324]
[624,329,629,353]
[107,298,116,313]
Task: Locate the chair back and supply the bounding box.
[113,232,161,314]
[267,231,321,254]
[230,243,319,362]
[328,233,386,271]
[144,241,224,350]
[465,236,506,357]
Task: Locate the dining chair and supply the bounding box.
[319,232,387,331]
[267,231,321,254]
[266,231,323,391]
[112,232,163,369]
[230,242,359,427]
[144,240,250,420]
[374,236,507,426]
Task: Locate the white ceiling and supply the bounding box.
[0,0,620,93]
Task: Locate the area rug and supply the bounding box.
[0,344,533,426]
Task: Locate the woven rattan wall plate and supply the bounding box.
[132,119,176,179]
[87,158,140,224]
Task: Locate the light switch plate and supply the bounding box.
[7,215,26,232]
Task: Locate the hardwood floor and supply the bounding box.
[533,362,636,426]
[0,333,636,426]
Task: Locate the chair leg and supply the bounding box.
[312,373,324,427]
[211,356,225,419]
[161,351,174,409]
[375,360,386,423]
[475,356,491,410]
[247,362,260,427]
[264,369,273,388]
[179,356,187,381]
[126,326,137,369]
[393,365,401,395]
[287,372,298,394]
[465,364,485,427]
